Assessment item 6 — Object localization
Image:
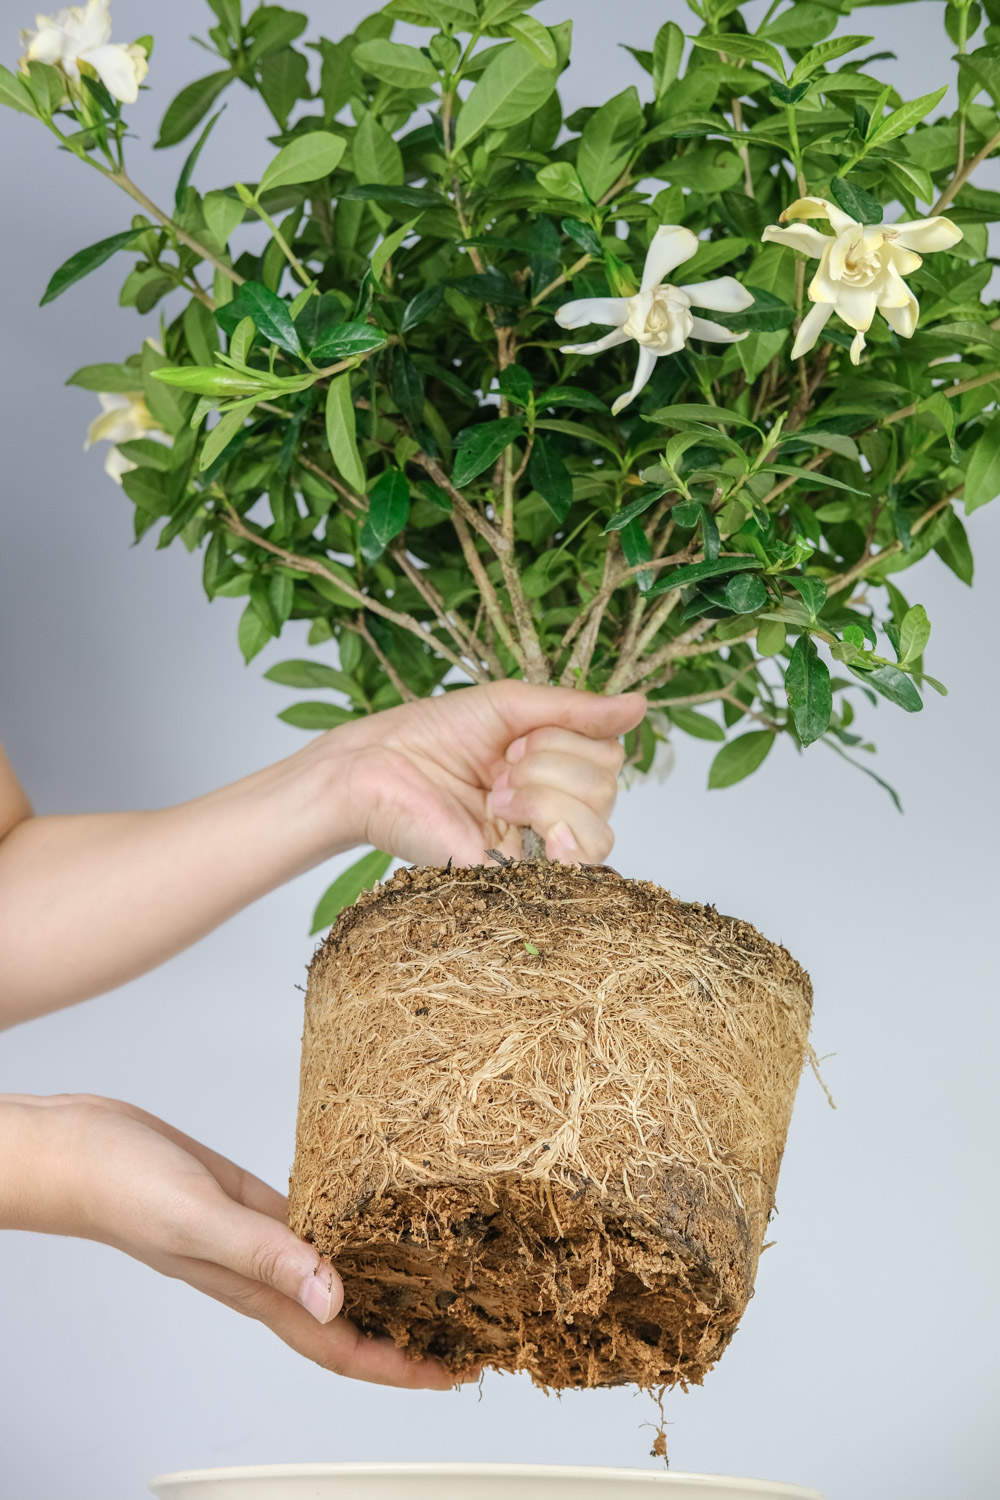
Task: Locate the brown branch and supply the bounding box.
[109,170,244,287]
[932,125,1000,214]
[219,502,477,680]
[558,536,621,688]
[530,252,592,309]
[349,616,418,702]
[822,489,960,596]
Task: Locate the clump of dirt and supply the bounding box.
[289,861,812,1390]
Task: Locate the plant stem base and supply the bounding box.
[289,863,812,1389]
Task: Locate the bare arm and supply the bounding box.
[0,683,643,1028]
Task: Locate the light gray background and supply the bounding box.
[1,2,997,1497]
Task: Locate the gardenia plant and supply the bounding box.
[4,0,999,925]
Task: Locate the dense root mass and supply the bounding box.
[289,862,812,1389]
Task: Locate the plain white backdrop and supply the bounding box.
[1,2,997,1497]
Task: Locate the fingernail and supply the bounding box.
[505,735,527,764]
[490,771,515,812]
[549,821,580,861]
[299,1263,339,1324]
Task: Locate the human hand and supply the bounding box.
[327,680,646,867]
[2,1094,465,1390]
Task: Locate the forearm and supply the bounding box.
[0,739,365,1026]
[0,1095,67,1232]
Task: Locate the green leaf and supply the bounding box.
[401,283,443,332]
[152,365,278,397]
[529,436,573,523]
[787,576,828,621]
[724,574,768,614]
[257,47,310,130]
[507,15,558,67]
[898,604,931,665]
[785,635,832,746]
[764,463,869,496]
[933,509,974,584]
[310,321,387,360]
[829,176,882,225]
[245,6,308,61]
[238,601,273,663]
[538,385,609,413]
[353,110,404,190]
[756,619,787,657]
[602,487,670,533]
[175,108,225,212]
[452,418,524,487]
[311,849,393,934]
[199,398,257,470]
[353,38,439,88]
[668,706,725,742]
[790,34,874,84]
[498,365,533,406]
[708,731,776,790]
[690,34,785,77]
[367,467,410,548]
[156,70,234,149]
[577,86,644,201]
[850,662,923,712]
[371,216,420,284]
[326,374,366,492]
[342,183,443,210]
[453,43,557,152]
[264,659,366,701]
[202,189,245,249]
[536,162,587,202]
[66,361,141,393]
[647,402,762,432]
[0,63,38,117]
[561,218,603,258]
[867,86,949,148]
[648,555,758,596]
[964,414,1000,512]
[40,229,145,307]
[258,130,346,194]
[279,701,358,731]
[652,21,684,100]
[620,518,653,592]
[228,281,302,357]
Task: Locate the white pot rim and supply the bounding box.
[148,1462,823,1497]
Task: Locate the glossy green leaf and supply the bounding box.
[401,283,444,332]
[156,70,234,149]
[898,604,931,665]
[529,436,573,523]
[867,86,948,147]
[708,731,776,790]
[829,176,882,225]
[453,44,557,152]
[577,86,643,201]
[258,131,346,194]
[367,467,410,548]
[278,701,358,730]
[326,374,366,492]
[371,216,420,283]
[227,281,302,357]
[690,34,785,77]
[964,414,1000,512]
[602,487,670,533]
[40,228,145,306]
[724,573,768,613]
[353,39,439,88]
[787,576,828,620]
[850,663,923,712]
[620,517,653,592]
[647,556,758,597]
[311,848,393,934]
[452,418,525,487]
[310,321,387,360]
[785,635,833,746]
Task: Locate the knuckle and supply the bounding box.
[246,1239,287,1290]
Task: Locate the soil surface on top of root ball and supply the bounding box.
[289,861,812,1391]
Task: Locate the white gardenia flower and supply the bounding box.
[555,225,754,415]
[85,391,165,483]
[761,196,963,366]
[20,0,149,105]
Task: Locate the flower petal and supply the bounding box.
[680,275,754,313]
[876,260,914,310]
[831,282,879,332]
[555,297,628,330]
[84,41,144,103]
[77,0,113,50]
[640,225,699,293]
[880,287,919,339]
[559,327,632,357]
[885,242,921,276]
[781,195,857,236]
[104,446,136,484]
[611,346,658,415]
[790,300,833,359]
[688,315,746,344]
[890,216,963,254]
[22,23,65,65]
[761,223,832,258]
[849,330,866,365]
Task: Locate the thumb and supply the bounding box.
[187,1195,345,1324]
[490,682,647,743]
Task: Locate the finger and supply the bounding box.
[485,682,646,747]
[168,1178,346,1326]
[489,784,615,865]
[489,754,619,825]
[172,1259,466,1390]
[504,726,626,777]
